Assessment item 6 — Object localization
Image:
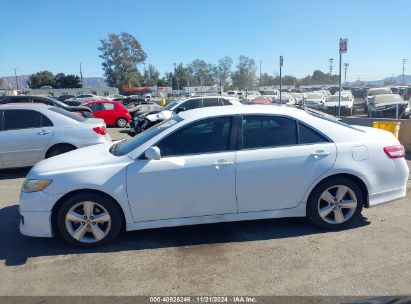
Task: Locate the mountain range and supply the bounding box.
[0,75,107,89]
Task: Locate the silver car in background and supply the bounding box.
[0,104,111,169]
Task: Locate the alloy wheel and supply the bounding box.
[65,201,111,243]
[317,185,357,225]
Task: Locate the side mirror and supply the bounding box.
[175,107,186,113]
[144,146,161,160]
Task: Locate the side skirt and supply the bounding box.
[126,203,306,232]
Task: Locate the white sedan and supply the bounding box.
[0,104,111,169]
[19,105,408,247]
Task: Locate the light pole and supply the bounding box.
[279,56,283,102]
[343,63,349,85]
[402,59,408,85]
[338,38,348,117]
[13,68,18,90]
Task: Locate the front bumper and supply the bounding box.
[19,190,63,238]
[20,209,53,237]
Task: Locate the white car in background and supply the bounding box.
[274,93,297,105]
[365,87,393,112]
[144,96,242,125]
[0,104,111,169]
[304,92,327,110]
[325,94,354,116]
[368,94,411,118]
[65,94,103,105]
[19,105,408,247]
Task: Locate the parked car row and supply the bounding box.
[0,104,111,169]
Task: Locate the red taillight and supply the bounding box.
[93,126,106,135]
[383,145,405,159]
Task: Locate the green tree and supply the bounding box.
[28,71,55,89]
[142,64,160,86]
[231,55,257,90]
[98,32,147,88]
[259,73,276,86]
[213,56,233,90]
[54,73,82,88]
[0,78,3,88]
[187,59,214,86]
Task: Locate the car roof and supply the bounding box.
[177,105,307,121]
[0,103,51,110]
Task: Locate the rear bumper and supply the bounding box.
[368,185,407,207]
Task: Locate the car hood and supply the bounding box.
[326,101,352,107]
[146,110,173,122]
[28,142,124,178]
[305,98,324,103]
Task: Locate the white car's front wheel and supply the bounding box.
[307,177,364,230]
[56,193,122,248]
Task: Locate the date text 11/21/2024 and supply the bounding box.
[149,296,257,303]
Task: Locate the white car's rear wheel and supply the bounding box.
[56,193,122,248]
[307,177,364,230]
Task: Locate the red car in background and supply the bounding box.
[84,100,131,127]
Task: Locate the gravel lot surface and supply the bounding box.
[0,127,410,296]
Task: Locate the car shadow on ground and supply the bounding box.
[0,168,30,180]
[0,204,370,266]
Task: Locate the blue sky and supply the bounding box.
[1,0,410,81]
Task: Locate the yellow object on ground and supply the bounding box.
[160,99,166,106]
[373,121,401,138]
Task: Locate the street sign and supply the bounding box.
[280,55,283,67]
[339,38,348,54]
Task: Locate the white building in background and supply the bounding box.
[183,85,221,95]
[25,87,119,97]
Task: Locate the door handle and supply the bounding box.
[37,130,51,135]
[312,150,331,156]
[213,160,234,168]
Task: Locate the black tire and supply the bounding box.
[46,144,76,158]
[56,192,123,248]
[116,117,128,128]
[307,177,364,230]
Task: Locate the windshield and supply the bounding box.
[309,112,364,132]
[111,116,183,156]
[326,96,349,102]
[49,107,86,122]
[368,88,391,96]
[374,95,405,104]
[306,93,323,99]
[164,101,179,110]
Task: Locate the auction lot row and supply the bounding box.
[0,127,410,296]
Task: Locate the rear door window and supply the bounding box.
[298,123,329,144]
[202,98,220,107]
[242,115,298,149]
[4,110,42,130]
[180,99,201,110]
[103,103,115,110]
[88,103,104,111]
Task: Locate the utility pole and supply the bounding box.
[13,68,18,90]
[79,63,83,84]
[343,63,349,84]
[279,56,283,103]
[338,38,348,117]
[402,59,407,85]
[328,58,334,75]
[174,62,180,94]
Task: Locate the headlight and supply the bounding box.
[22,179,52,193]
